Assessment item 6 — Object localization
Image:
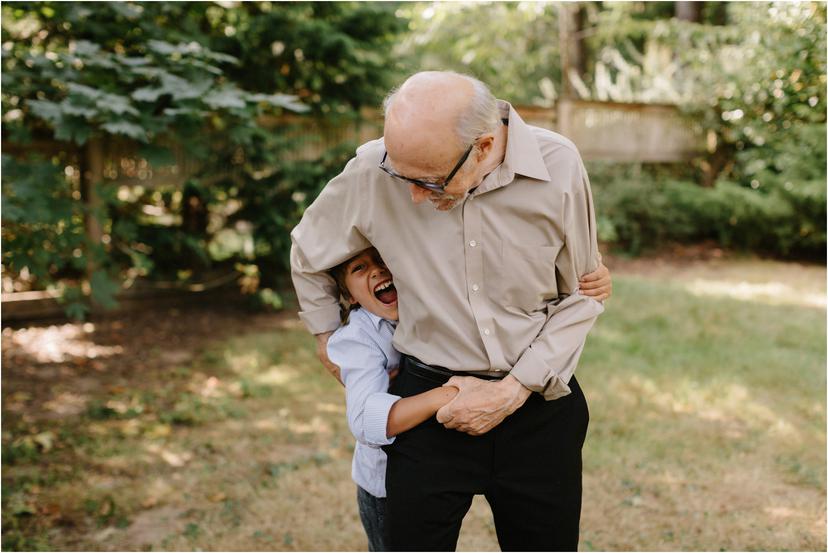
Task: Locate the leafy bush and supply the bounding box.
[592,168,826,259]
[1,2,405,317]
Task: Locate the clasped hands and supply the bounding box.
[435,374,532,436]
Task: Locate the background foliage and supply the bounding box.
[2,1,825,318]
[2,1,405,316]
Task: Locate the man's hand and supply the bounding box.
[579,260,612,302]
[314,331,343,386]
[435,374,532,436]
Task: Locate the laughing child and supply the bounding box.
[326,247,459,551]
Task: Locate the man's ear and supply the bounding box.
[475,134,495,160]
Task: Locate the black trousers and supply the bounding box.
[383,361,589,552]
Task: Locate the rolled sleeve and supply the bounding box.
[289,155,373,335]
[298,304,343,335]
[362,392,401,446]
[328,321,401,446]
[510,293,604,400]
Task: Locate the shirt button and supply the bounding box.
[483,328,491,336]
[469,240,477,247]
[472,284,479,292]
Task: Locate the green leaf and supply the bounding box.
[204,51,240,65]
[118,56,151,67]
[54,116,91,144]
[67,83,103,100]
[132,87,165,102]
[100,120,147,141]
[247,93,309,113]
[61,101,98,118]
[203,86,247,109]
[64,301,90,321]
[159,73,212,100]
[147,40,179,56]
[162,107,206,117]
[28,100,63,124]
[73,40,100,56]
[98,93,140,116]
[90,270,120,309]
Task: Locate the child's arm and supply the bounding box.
[328,326,401,447]
[386,385,458,438]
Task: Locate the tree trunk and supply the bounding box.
[559,4,586,99]
[81,137,104,266]
[675,2,703,22]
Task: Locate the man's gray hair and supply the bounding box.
[383,71,501,145]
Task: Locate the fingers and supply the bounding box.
[579,277,607,289]
[435,404,453,425]
[579,271,601,282]
[444,375,473,389]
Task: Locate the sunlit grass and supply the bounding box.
[577,268,826,551]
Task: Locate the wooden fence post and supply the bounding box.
[80,136,104,296]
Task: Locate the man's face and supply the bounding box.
[388,147,481,212]
[343,249,398,321]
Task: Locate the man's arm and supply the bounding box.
[506,156,604,400]
[437,154,604,434]
[315,331,342,385]
[289,155,373,374]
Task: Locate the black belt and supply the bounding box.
[401,355,506,384]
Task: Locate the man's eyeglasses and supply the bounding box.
[379,143,475,193]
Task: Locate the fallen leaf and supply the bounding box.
[208,492,227,503]
[33,431,55,452]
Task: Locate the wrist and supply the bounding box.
[500,375,532,410]
[432,385,458,410]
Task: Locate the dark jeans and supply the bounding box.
[383,364,589,552]
[357,485,388,552]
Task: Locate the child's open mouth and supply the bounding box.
[373,280,398,305]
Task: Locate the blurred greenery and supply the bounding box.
[1,1,825,318]
[1,1,405,316]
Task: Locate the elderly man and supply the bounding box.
[291,71,610,551]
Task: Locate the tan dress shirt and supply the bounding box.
[290,101,604,400]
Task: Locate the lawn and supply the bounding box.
[2,256,825,551]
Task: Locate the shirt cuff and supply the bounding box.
[362,392,401,446]
[510,346,572,401]
[298,304,343,335]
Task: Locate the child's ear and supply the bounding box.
[348,296,359,306]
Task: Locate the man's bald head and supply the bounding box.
[383,71,499,176]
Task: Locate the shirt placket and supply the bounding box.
[461,195,506,372]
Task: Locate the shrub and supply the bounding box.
[591,170,826,259]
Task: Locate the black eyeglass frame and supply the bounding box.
[379,142,475,193]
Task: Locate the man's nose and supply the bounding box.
[409,185,430,204]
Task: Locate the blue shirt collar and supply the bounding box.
[360,308,397,332]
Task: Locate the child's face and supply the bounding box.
[343,249,398,321]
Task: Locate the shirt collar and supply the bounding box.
[361,308,396,332]
[473,101,551,196]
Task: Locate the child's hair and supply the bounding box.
[329,252,361,325]
[330,247,386,324]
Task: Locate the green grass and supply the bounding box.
[576,269,826,551]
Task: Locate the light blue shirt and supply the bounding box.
[327,307,401,498]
